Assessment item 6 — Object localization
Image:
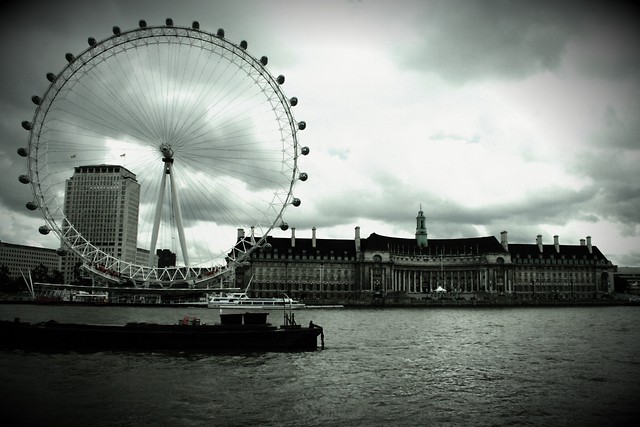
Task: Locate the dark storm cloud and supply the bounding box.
[395,0,576,83]
[568,105,640,227]
[394,1,639,84]
[0,0,125,217]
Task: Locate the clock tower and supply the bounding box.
[415,205,428,248]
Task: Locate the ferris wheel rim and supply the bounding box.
[21,21,306,285]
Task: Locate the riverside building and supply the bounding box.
[238,208,615,304]
[0,240,60,279]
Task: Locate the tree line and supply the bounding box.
[0,264,64,294]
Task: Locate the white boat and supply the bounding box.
[208,276,305,310]
[207,291,305,310]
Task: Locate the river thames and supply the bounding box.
[1,304,639,426]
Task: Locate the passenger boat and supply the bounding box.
[0,313,323,353]
[208,276,305,310]
[207,291,305,310]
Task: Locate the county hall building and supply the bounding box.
[237,208,615,304]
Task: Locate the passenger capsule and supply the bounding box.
[21,121,33,131]
[65,53,74,62]
[280,222,289,231]
[166,18,173,26]
[217,28,225,38]
[38,225,50,235]
[260,56,268,66]
[192,21,200,29]
[113,26,121,35]
[88,37,97,46]
[301,146,310,155]
[299,172,308,181]
[297,121,306,130]
[292,198,301,207]
[290,97,298,106]
[26,201,38,210]
[240,40,248,50]
[263,242,273,252]
[277,75,285,85]
[139,20,147,28]
[17,147,28,157]
[19,175,31,184]
[46,72,56,82]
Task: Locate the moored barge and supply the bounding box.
[0,312,324,353]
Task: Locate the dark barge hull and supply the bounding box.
[0,319,323,353]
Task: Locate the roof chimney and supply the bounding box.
[291,227,296,247]
[554,235,559,253]
[237,228,245,240]
[355,226,361,252]
[536,234,543,253]
[586,236,592,254]
[312,227,317,248]
[580,238,586,246]
[500,231,508,251]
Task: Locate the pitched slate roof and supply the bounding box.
[250,235,357,257]
[508,243,609,262]
[242,232,612,264]
[362,233,508,256]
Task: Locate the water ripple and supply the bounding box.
[1,305,640,426]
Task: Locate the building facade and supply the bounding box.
[61,165,140,283]
[0,240,61,279]
[238,209,615,303]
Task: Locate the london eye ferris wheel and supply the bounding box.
[17,19,309,287]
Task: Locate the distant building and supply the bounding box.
[157,249,177,268]
[0,240,60,279]
[614,267,640,294]
[505,233,613,301]
[237,208,616,303]
[61,165,140,283]
[240,227,358,301]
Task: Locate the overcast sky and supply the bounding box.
[1,0,639,266]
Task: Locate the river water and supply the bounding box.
[1,304,639,426]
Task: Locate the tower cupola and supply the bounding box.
[415,205,428,248]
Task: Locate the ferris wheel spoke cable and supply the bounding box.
[168,162,261,226]
[171,62,247,147]
[138,41,220,148]
[180,147,284,184]
[199,159,285,189]
[170,43,213,143]
[77,63,153,135]
[172,47,270,147]
[131,43,166,143]
[77,50,162,142]
[160,41,194,146]
[129,47,167,140]
[169,50,227,145]
[120,49,173,143]
[53,101,152,148]
[183,103,281,156]
[167,41,194,140]
[83,63,162,143]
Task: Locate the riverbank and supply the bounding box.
[2,294,638,308]
[347,299,636,308]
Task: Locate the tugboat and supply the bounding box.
[0,312,324,353]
